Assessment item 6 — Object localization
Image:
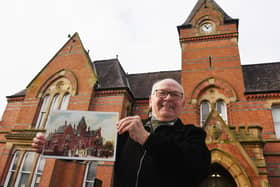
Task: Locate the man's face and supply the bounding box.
[149,80,185,121]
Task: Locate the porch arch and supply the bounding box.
[211,149,251,187]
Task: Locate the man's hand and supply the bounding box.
[116,115,150,145]
[32,132,46,153]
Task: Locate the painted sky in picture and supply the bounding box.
[46,110,118,141]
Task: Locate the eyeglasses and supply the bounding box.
[154,89,184,100]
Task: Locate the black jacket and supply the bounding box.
[114,118,211,187]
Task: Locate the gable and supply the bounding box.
[203,110,236,143]
[25,33,97,98]
[180,0,236,27]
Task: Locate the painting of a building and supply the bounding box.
[44,115,114,160]
[0,0,280,186]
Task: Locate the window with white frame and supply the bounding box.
[50,94,60,111]
[31,156,46,187]
[35,95,50,128]
[44,94,60,129]
[4,151,20,187]
[60,93,71,110]
[83,161,97,187]
[200,100,211,126]
[216,100,227,123]
[14,152,36,186]
[272,105,280,138]
[4,151,45,187]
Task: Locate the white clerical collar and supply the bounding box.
[151,116,177,127]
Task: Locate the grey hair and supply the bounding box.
[150,78,184,95]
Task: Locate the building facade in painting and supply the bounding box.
[0,0,280,186]
[44,117,110,158]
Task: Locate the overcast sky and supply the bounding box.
[0,0,280,117]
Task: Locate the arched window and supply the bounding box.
[200,101,211,126]
[216,100,227,123]
[45,94,60,129]
[60,93,71,110]
[50,94,60,112]
[35,95,50,128]
[272,105,280,138]
[34,78,73,129]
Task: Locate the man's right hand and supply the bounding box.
[32,132,46,153]
[116,115,150,145]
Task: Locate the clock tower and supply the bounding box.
[177,0,245,124]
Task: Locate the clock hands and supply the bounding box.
[201,23,213,33]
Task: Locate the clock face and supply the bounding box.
[200,23,214,33]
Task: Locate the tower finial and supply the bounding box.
[204,0,209,8]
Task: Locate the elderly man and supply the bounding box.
[114,78,211,187]
[32,78,211,187]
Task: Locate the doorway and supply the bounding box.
[200,163,237,187]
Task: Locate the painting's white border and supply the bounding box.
[42,110,119,161]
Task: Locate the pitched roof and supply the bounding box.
[26,32,94,89]
[127,71,181,99]
[180,0,235,27]
[93,58,181,99]
[93,58,129,89]
[242,62,280,93]
[7,59,280,99]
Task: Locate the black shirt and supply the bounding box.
[114,118,211,187]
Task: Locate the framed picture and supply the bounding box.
[42,110,119,161]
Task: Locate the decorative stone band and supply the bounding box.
[180,32,238,43]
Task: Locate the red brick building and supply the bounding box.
[0,0,280,186]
